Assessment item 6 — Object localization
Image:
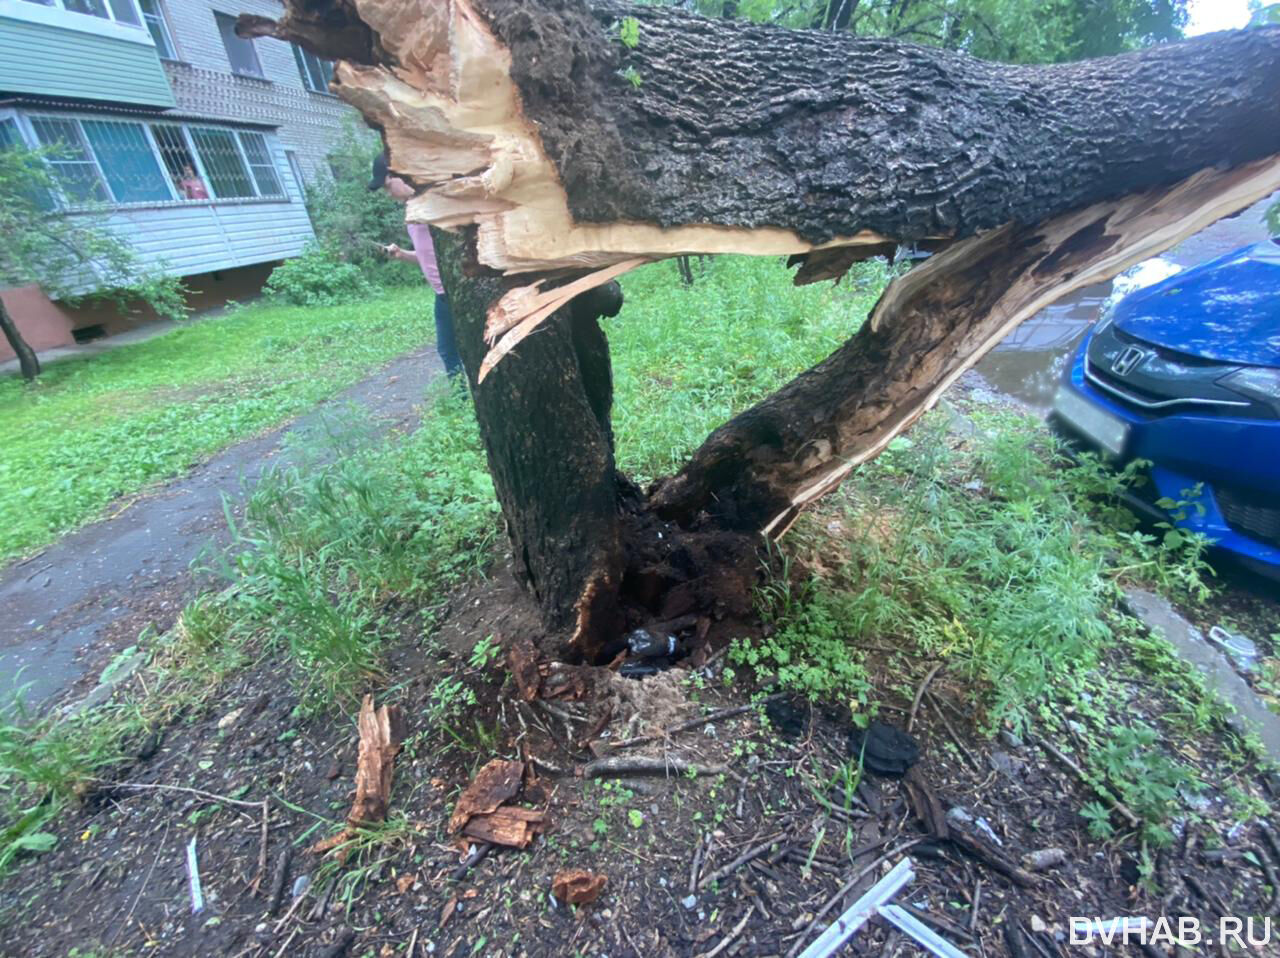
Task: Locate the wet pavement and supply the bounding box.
[976,192,1278,410]
[0,347,441,705]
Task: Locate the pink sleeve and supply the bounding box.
[406,223,445,295]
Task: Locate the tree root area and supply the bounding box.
[4,565,1275,958]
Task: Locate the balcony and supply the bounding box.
[0,0,174,108]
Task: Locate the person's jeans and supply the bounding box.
[434,293,463,379]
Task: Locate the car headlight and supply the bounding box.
[1220,366,1280,405]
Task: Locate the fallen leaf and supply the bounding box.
[396,873,415,894]
[552,870,607,905]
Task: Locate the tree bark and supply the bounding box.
[242,0,1280,641]
[432,229,625,658]
[0,299,40,381]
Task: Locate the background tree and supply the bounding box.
[0,143,188,381]
[672,0,1188,63]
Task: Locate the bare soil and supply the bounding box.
[2,556,1276,958]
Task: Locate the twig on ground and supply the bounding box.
[450,842,493,881]
[111,821,169,947]
[583,756,728,779]
[266,847,292,917]
[897,901,976,941]
[695,905,755,958]
[907,664,944,733]
[689,833,708,895]
[969,879,982,935]
[924,692,980,772]
[613,694,787,749]
[104,781,267,812]
[271,927,300,958]
[406,927,419,958]
[251,798,270,895]
[698,836,780,890]
[1030,735,1140,828]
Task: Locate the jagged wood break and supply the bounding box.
[240,2,1280,656]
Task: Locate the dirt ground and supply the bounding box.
[2,552,1278,958]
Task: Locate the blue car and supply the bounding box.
[1049,240,1280,578]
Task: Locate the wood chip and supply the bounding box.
[448,760,524,833]
[509,638,542,701]
[552,869,607,905]
[462,806,545,848]
[347,694,407,826]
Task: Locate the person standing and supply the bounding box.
[369,150,463,379]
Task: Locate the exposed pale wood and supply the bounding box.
[448,759,524,833]
[348,694,408,825]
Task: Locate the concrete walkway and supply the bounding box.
[0,346,441,705]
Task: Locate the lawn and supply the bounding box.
[0,287,435,561]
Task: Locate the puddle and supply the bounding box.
[976,192,1278,410]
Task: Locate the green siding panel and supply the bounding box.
[0,16,174,107]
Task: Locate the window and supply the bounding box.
[215,12,264,78]
[79,120,171,203]
[284,149,305,198]
[189,127,254,197]
[292,44,334,93]
[28,116,110,204]
[137,0,176,59]
[239,132,283,197]
[150,124,195,183]
[21,0,144,25]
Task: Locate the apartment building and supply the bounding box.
[0,0,356,355]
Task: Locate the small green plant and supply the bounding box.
[1088,722,1199,845]
[618,15,640,48]
[619,65,643,88]
[469,635,501,669]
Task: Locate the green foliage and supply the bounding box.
[732,583,874,709]
[265,243,374,306]
[610,254,888,482]
[469,636,501,669]
[1088,723,1199,845]
[684,0,1188,63]
[0,287,434,560]
[0,140,188,323]
[211,389,498,708]
[302,118,420,287]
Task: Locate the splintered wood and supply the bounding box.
[449,759,545,849]
[313,695,407,857]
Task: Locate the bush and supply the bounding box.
[265,244,373,306]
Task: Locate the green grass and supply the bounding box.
[0,254,1260,874]
[0,287,436,560]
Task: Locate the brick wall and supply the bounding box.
[159,0,361,185]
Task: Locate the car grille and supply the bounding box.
[1215,486,1280,548]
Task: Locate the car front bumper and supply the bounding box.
[1049,340,1280,573]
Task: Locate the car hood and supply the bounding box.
[1113,240,1280,366]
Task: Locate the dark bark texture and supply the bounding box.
[432,229,624,657]
[475,2,1280,244]
[0,299,40,381]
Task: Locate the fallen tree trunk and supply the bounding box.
[241,1,1280,647]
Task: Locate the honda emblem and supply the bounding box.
[1111,346,1147,377]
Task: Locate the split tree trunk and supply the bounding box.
[241,1,1280,647]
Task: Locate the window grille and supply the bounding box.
[292,43,334,93]
[28,116,109,204]
[80,120,172,203]
[215,12,264,78]
[188,126,256,198]
[150,124,198,189]
[137,0,176,58]
[239,132,283,197]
